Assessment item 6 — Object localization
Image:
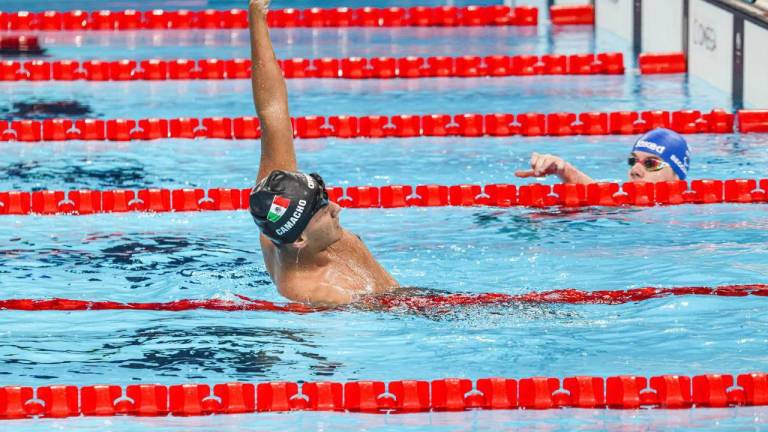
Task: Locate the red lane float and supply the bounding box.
[0,6,537,31]
[0,53,623,81]
[739,110,768,133]
[1,109,760,143]
[639,53,687,74]
[0,284,766,314]
[550,5,594,25]
[0,372,766,419]
[1,178,767,216]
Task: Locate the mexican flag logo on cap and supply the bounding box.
[267,196,291,222]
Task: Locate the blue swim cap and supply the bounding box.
[631,128,691,180]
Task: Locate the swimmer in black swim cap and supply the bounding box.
[247,0,399,306]
[249,170,329,245]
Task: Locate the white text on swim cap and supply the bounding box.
[303,173,316,189]
[669,155,688,175]
[275,199,307,236]
[635,140,666,155]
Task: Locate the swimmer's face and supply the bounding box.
[300,201,343,249]
[628,151,678,183]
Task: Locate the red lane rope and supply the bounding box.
[3,109,766,144]
[1,285,766,313]
[0,52,624,82]
[0,6,538,31]
[0,296,316,313]
[550,5,594,25]
[1,178,767,216]
[374,284,768,310]
[639,52,687,74]
[1,372,767,419]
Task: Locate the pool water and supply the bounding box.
[1,0,767,430]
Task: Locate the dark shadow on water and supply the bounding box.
[472,206,640,241]
[0,233,272,289]
[0,324,342,381]
[1,100,93,120]
[0,156,164,190]
[109,325,327,377]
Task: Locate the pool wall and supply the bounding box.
[596,0,768,108]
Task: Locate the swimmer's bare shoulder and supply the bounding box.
[343,230,400,294]
[266,230,399,305]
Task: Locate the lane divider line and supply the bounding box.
[0,6,539,31]
[2,109,766,143]
[1,179,767,216]
[0,372,766,418]
[0,52,624,81]
[1,285,766,314]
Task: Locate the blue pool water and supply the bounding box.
[2,0,768,430]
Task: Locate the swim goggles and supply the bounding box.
[308,172,330,214]
[627,156,668,172]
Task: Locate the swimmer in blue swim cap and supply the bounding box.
[247,0,399,306]
[515,128,691,184]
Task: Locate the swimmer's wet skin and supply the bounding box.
[247,0,399,307]
[515,128,691,185]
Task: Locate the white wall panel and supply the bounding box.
[744,21,768,108]
[688,0,734,95]
[596,0,633,41]
[641,0,684,52]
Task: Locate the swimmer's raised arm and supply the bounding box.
[249,0,297,182]
[515,152,595,184]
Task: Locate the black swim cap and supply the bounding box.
[249,170,329,245]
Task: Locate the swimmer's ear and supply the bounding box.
[292,235,308,250]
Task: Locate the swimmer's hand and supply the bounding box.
[515,152,568,178]
[515,152,595,184]
[249,0,270,14]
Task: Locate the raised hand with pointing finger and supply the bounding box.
[514,152,595,184]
